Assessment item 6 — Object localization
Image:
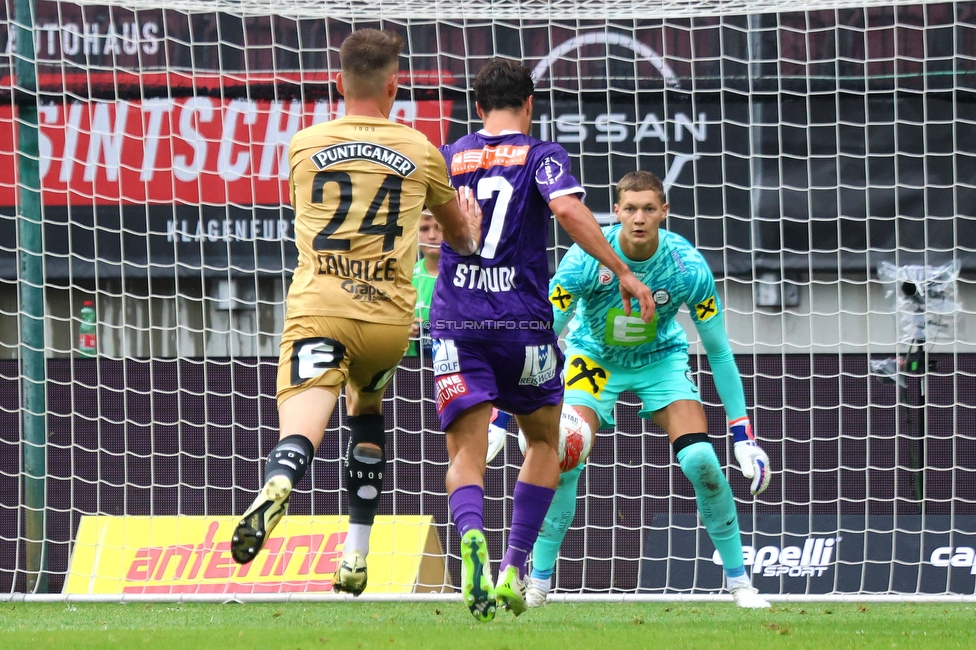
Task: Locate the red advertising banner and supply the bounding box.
[0,97,453,206]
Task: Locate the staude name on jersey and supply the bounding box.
[453,264,517,292]
[311,142,417,176]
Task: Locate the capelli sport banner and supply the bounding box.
[63,515,450,595]
[640,514,976,595]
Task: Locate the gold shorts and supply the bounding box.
[276,316,411,405]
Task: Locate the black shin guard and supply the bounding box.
[265,434,315,486]
[346,414,386,525]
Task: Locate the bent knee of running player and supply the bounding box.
[514,403,561,448]
[564,402,600,440]
[445,402,493,488]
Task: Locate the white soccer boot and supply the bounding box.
[332,551,369,596]
[729,582,771,608]
[230,474,292,565]
[526,576,550,608]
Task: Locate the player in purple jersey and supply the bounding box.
[430,58,655,621]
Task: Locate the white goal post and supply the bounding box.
[1,0,975,601]
[69,0,952,20]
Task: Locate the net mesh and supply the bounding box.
[1,0,975,596]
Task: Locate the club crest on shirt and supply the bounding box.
[695,296,718,321]
[598,266,613,285]
[535,156,564,186]
[653,289,671,306]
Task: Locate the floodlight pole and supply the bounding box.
[15,0,48,593]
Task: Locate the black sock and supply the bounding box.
[265,434,315,486]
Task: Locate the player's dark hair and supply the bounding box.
[616,170,666,204]
[339,29,404,94]
[473,58,534,112]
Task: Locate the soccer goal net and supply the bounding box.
[1,0,975,600]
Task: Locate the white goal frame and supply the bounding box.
[2,0,975,602]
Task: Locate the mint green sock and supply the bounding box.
[676,441,745,577]
[529,464,584,578]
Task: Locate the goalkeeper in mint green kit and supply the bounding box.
[528,170,772,608]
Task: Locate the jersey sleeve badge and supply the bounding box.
[549,284,574,312]
[695,296,718,321]
[535,156,565,185]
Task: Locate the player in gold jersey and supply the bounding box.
[230,29,480,596]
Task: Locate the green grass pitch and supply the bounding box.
[1,601,973,649]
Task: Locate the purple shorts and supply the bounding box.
[432,338,565,431]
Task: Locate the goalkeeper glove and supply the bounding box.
[486,408,511,464]
[730,417,771,496]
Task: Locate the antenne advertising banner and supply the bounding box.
[63,515,450,595]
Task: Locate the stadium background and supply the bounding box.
[1,1,975,595]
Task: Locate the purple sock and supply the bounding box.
[449,484,484,536]
[502,481,555,578]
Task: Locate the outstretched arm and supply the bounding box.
[549,195,655,322]
[698,316,771,496]
[697,315,747,421]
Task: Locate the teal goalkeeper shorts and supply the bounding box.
[562,347,700,429]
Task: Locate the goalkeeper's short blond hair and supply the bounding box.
[615,170,666,205]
